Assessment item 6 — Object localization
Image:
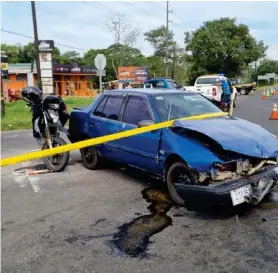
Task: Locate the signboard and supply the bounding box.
[265,73,276,79]
[38,40,54,52]
[94,54,107,70]
[53,64,97,74]
[41,70,53,78]
[39,52,52,62]
[41,78,53,85]
[1,55,8,77]
[240,69,249,75]
[258,75,269,80]
[40,61,52,70]
[42,86,53,94]
[97,70,106,76]
[118,66,150,82]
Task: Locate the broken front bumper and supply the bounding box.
[175,165,278,210]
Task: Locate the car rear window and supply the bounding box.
[122,96,153,125]
[147,81,166,88]
[94,96,107,117]
[98,95,124,121]
[196,77,220,85]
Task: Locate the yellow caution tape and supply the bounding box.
[0,112,228,167]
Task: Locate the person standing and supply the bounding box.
[221,78,231,111]
[125,82,132,89]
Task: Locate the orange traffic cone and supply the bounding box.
[269,103,278,120]
[262,91,267,100]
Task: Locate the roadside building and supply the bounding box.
[4,63,98,97]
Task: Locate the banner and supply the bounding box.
[118,66,150,82]
[1,56,8,77]
[53,64,97,74]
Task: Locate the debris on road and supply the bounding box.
[262,214,278,222]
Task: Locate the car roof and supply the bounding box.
[198,75,221,78]
[198,74,229,79]
[103,88,199,96]
[146,77,173,81]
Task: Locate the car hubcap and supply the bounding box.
[172,168,193,188]
[85,147,97,162]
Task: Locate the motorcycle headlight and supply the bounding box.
[49,112,59,123]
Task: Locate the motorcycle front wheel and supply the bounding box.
[42,136,70,172]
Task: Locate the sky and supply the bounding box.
[1,1,278,60]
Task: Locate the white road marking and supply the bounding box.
[12,170,28,188]
[28,175,41,193]
[12,162,41,193]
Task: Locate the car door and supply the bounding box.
[88,93,127,161]
[167,81,174,89]
[116,94,162,174]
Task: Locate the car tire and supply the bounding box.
[166,162,198,206]
[80,146,103,170]
[240,88,247,95]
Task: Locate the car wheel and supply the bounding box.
[166,162,198,206]
[80,146,103,170]
[240,88,247,95]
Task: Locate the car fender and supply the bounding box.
[160,129,223,173]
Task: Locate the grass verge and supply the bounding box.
[257,85,275,91]
[1,97,95,131]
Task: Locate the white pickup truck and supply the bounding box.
[184,74,238,108]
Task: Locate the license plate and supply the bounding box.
[230,185,252,206]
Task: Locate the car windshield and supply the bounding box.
[196,77,220,85]
[146,80,166,88]
[152,93,223,121]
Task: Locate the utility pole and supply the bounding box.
[31,1,42,90]
[165,1,172,77]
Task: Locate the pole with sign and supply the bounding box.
[38,40,54,96]
[1,51,8,117]
[94,54,106,93]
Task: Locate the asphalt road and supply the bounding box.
[1,90,278,273]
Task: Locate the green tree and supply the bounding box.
[144,25,175,57]
[184,17,268,82]
[107,44,145,67]
[59,50,82,64]
[82,48,115,82]
[1,43,21,63]
[257,59,278,75]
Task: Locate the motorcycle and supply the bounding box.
[21,86,70,172]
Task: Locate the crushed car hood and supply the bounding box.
[173,117,278,159]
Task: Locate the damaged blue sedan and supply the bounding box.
[68,89,278,211]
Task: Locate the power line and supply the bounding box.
[1,29,88,52]
[7,1,107,31]
[81,1,157,27]
[118,1,163,20]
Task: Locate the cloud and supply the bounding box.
[1,1,278,61]
[267,44,278,60]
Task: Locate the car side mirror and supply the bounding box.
[138,120,155,128]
